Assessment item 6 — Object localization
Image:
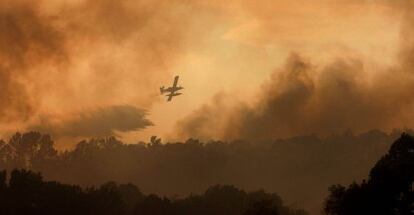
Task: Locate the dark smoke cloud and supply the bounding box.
[176,1,414,141]
[0,1,66,121]
[0,0,202,140]
[31,105,153,138]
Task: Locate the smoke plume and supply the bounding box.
[176,1,414,141]
[30,105,153,138]
[0,1,66,121]
[0,0,205,140]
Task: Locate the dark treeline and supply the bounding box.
[0,169,306,215]
[324,133,414,215]
[0,130,408,213]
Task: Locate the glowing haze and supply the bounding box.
[0,0,413,147]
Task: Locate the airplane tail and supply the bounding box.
[160,86,165,94]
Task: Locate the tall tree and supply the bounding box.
[325,133,414,215]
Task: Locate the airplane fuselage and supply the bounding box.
[160,86,183,94]
[160,76,183,101]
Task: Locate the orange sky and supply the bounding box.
[133,0,402,142]
[0,0,410,148]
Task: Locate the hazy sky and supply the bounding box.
[0,0,412,148]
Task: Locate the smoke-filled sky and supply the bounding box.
[1,0,413,148]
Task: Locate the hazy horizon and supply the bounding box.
[0,0,414,149]
[2,1,414,214]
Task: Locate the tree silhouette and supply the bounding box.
[243,200,279,215]
[0,169,305,215]
[325,133,414,215]
[7,132,57,169]
[0,129,404,214]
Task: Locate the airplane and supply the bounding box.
[160,75,183,102]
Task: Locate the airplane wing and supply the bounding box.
[167,93,174,102]
[172,76,179,88]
